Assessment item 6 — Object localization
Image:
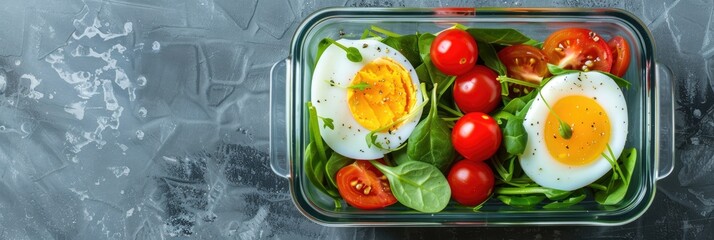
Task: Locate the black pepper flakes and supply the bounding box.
[362,43,368,48]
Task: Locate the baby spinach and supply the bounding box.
[543,191,587,209]
[546,63,631,89]
[497,195,545,208]
[417,33,435,61]
[475,39,507,76]
[496,186,571,200]
[407,84,456,172]
[370,160,451,213]
[315,38,331,67]
[390,147,411,166]
[324,152,354,189]
[304,143,340,199]
[381,34,422,67]
[466,28,542,46]
[595,148,637,205]
[498,93,534,155]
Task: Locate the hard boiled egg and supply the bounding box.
[520,72,628,191]
[311,39,423,160]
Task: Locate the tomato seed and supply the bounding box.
[355,183,363,190]
[350,180,358,186]
[364,186,372,195]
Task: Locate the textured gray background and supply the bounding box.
[0,0,711,239]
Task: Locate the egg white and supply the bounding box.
[311,39,423,160]
[520,72,628,191]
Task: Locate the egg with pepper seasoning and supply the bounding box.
[520,72,628,191]
[311,39,423,160]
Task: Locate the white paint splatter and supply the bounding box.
[20,74,44,99]
[14,60,21,66]
[64,101,87,120]
[69,188,89,201]
[72,17,133,41]
[152,41,161,52]
[102,79,118,111]
[108,166,130,178]
[138,107,147,118]
[136,130,144,140]
[136,75,147,87]
[126,208,135,217]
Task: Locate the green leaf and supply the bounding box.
[466,28,541,46]
[324,38,363,62]
[347,81,371,91]
[371,160,451,213]
[476,40,507,76]
[417,33,435,61]
[415,63,432,88]
[503,117,528,155]
[543,192,587,209]
[304,143,340,198]
[315,38,331,67]
[307,102,328,162]
[324,153,354,189]
[497,195,545,208]
[319,117,334,130]
[421,56,453,99]
[381,34,422,67]
[391,147,411,166]
[597,71,632,89]
[547,63,579,76]
[407,84,456,172]
[595,148,637,205]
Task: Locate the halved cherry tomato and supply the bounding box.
[607,36,631,77]
[542,28,612,72]
[430,29,478,76]
[336,160,397,210]
[498,44,549,96]
[453,65,501,114]
[447,160,494,206]
[451,112,501,162]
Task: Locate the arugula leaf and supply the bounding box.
[371,160,451,213]
[476,40,507,76]
[381,34,422,67]
[466,28,542,46]
[347,81,371,91]
[407,83,457,172]
[324,153,354,189]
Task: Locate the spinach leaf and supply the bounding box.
[324,152,354,189]
[370,160,451,213]
[391,147,411,166]
[421,56,454,100]
[547,63,631,89]
[417,33,435,60]
[595,148,637,205]
[382,34,422,67]
[407,84,456,172]
[497,195,545,208]
[466,28,541,46]
[415,63,432,88]
[503,118,528,155]
[496,186,571,200]
[476,39,507,76]
[305,143,340,198]
[543,191,587,209]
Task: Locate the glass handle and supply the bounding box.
[269,58,290,179]
[655,63,675,181]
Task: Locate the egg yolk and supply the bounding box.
[347,57,415,131]
[544,95,610,166]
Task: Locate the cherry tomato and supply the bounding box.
[336,160,397,210]
[498,44,549,96]
[430,29,478,76]
[451,112,502,161]
[447,160,495,206]
[607,36,631,77]
[453,65,501,114]
[542,28,613,72]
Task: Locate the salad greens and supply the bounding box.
[407,83,457,172]
[306,24,638,212]
[371,160,451,213]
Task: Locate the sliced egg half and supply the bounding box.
[311,39,423,160]
[520,72,628,191]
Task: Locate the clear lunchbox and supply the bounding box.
[269,7,675,226]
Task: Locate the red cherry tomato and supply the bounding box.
[447,160,495,206]
[336,160,397,210]
[430,29,478,76]
[542,28,613,72]
[498,44,549,96]
[607,36,631,77]
[452,112,502,161]
[453,65,501,114]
